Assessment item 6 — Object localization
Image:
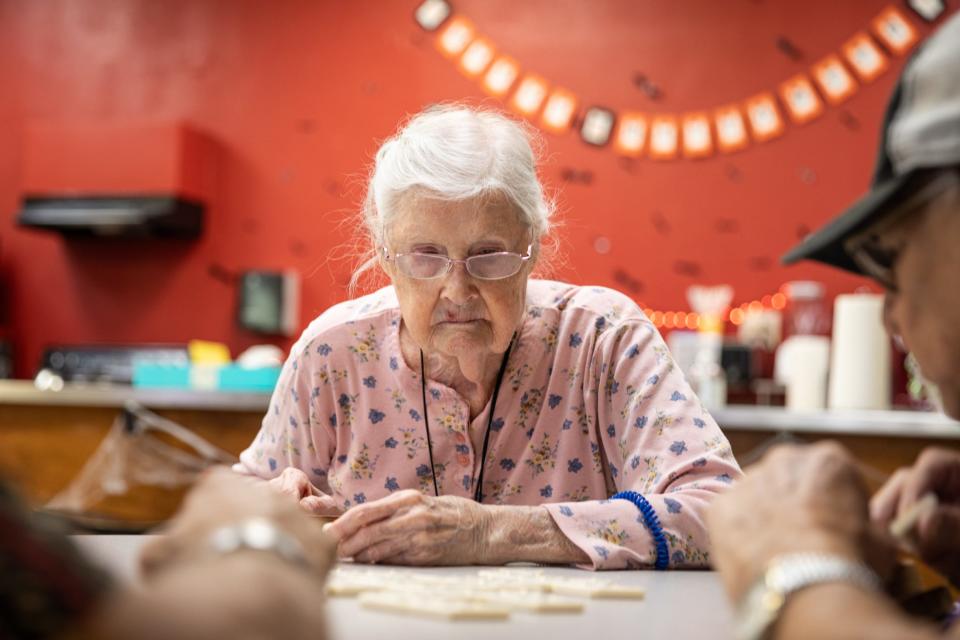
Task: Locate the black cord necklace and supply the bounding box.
[419,334,515,502]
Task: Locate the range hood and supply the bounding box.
[17,121,214,238]
[19,195,203,237]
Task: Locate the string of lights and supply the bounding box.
[414,0,932,159]
[642,290,789,330]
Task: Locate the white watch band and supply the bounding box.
[766,552,881,594]
[208,517,309,570]
[734,552,881,640]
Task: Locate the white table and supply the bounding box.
[74,535,735,640]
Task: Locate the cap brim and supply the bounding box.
[781,171,915,274]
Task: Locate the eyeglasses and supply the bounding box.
[844,171,960,291]
[846,239,902,291]
[383,244,533,280]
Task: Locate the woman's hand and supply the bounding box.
[267,467,344,517]
[322,490,491,565]
[708,442,895,602]
[871,447,960,585]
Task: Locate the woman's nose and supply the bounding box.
[440,260,478,304]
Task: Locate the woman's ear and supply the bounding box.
[526,241,541,274]
[377,246,392,276]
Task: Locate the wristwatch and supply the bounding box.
[208,517,309,570]
[733,552,882,640]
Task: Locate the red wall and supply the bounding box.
[0,0,954,377]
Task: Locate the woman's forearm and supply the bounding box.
[482,505,590,565]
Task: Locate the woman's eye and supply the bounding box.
[474,247,503,255]
[413,246,443,255]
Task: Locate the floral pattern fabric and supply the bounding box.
[235,280,742,569]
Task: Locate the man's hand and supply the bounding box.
[141,467,334,578]
[871,447,960,585]
[708,442,894,602]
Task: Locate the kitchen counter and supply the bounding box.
[711,405,960,439]
[1,379,956,520]
[0,381,269,518]
[0,379,955,439]
[0,379,271,411]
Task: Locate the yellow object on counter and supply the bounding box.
[188,340,232,365]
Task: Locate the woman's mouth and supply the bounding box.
[434,309,483,323]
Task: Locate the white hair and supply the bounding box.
[350,104,555,292]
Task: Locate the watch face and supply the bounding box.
[761,590,785,611]
[734,578,784,640]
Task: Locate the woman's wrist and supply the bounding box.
[472,503,498,564]
[481,504,538,565]
[482,505,587,565]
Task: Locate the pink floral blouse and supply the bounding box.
[235,280,742,569]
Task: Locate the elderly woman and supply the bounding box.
[235,105,741,570]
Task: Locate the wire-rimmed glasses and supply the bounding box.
[383,244,533,280]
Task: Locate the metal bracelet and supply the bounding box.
[207,517,309,570]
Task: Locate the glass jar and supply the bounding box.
[782,281,831,339]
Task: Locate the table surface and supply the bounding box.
[74,535,735,640]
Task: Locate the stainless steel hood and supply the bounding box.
[18,195,203,237]
[19,121,214,239]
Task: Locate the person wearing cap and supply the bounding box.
[709,12,960,640]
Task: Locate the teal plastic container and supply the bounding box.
[217,365,281,392]
[132,364,191,389]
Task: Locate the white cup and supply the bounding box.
[776,335,830,411]
[828,294,890,410]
